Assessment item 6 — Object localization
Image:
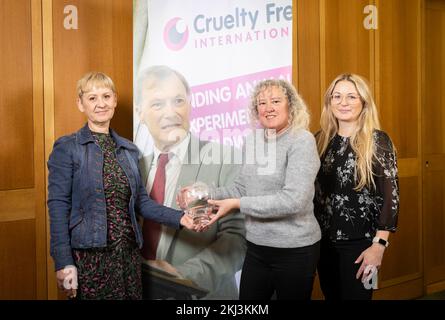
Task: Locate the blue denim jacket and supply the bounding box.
[47,124,183,271]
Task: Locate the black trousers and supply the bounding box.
[239,240,320,300]
[317,238,373,300]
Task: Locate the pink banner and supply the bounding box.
[189,66,291,146]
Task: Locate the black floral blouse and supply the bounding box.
[314,130,399,241]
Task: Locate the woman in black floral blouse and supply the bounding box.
[314,73,399,300]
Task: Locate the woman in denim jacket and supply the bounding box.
[47,72,194,299]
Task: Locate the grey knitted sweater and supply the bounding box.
[214,128,321,248]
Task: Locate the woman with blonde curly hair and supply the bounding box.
[314,73,399,300]
[200,79,322,300]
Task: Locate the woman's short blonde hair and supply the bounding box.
[249,79,310,131]
[76,72,116,99]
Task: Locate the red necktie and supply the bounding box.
[142,153,170,260]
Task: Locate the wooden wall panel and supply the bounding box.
[380,177,421,283]
[0,189,35,222]
[423,162,445,284]
[0,0,46,300]
[0,0,34,190]
[374,278,423,300]
[423,0,445,290]
[375,0,422,297]
[377,0,420,158]
[0,220,36,299]
[424,1,445,155]
[322,0,374,89]
[31,0,47,299]
[52,0,133,140]
[296,0,321,132]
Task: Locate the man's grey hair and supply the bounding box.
[135,65,190,106]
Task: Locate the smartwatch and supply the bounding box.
[372,237,389,248]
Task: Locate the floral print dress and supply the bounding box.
[73,132,142,299]
[314,130,399,241]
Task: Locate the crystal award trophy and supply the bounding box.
[180,181,214,226]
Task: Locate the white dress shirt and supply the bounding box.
[147,134,191,206]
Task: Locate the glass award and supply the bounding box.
[180,181,214,226]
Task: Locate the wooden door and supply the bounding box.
[423,0,445,293]
[0,0,46,299]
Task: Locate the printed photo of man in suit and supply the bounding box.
[135,65,246,299]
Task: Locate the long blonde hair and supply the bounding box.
[249,79,310,131]
[317,74,381,191]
